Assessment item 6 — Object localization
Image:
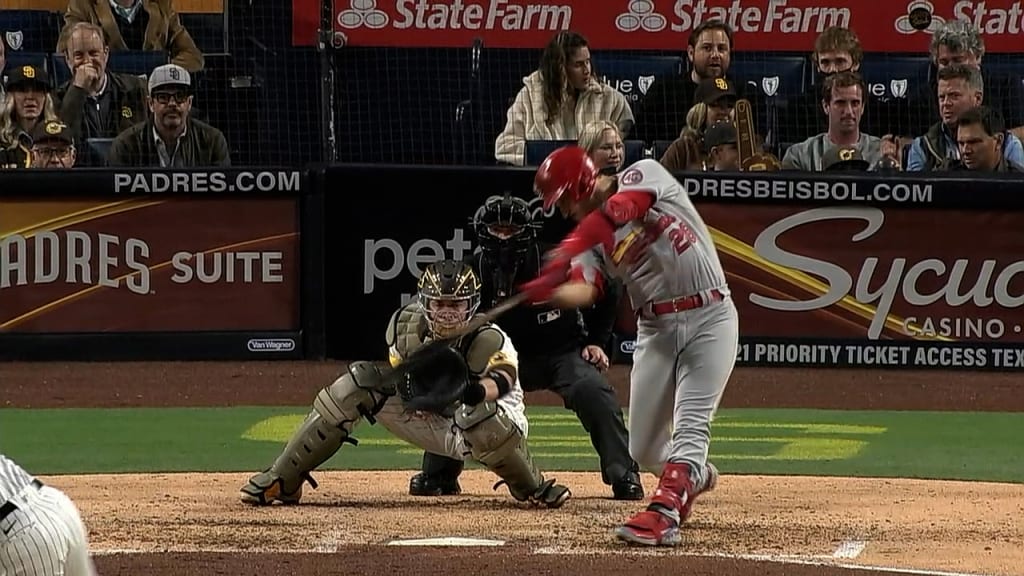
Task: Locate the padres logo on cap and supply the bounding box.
[44,121,64,135]
[122,106,133,119]
[838,148,855,161]
[23,66,35,79]
[714,78,728,90]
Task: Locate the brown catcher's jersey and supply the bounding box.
[574,159,729,308]
[384,303,521,394]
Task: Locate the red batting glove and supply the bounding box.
[519,260,569,304]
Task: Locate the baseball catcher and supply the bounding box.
[240,259,571,509]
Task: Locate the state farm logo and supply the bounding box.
[338,0,389,29]
[616,0,667,32]
[895,0,945,34]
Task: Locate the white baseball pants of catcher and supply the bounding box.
[0,481,97,576]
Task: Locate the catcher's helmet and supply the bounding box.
[418,259,482,337]
[534,146,599,211]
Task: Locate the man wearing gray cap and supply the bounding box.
[109,63,229,167]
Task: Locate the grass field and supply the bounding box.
[1,406,1022,483]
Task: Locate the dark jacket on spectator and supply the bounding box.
[0,138,30,169]
[634,73,763,144]
[58,0,205,72]
[109,116,230,167]
[54,72,149,165]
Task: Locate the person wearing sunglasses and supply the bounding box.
[109,63,229,167]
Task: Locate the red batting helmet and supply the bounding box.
[534,146,599,211]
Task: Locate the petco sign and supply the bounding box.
[293,0,1024,53]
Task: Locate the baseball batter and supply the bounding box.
[521,147,738,547]
[240,260,571,509]
[0,453,97,576]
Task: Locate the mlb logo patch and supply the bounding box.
[537,310,561,324]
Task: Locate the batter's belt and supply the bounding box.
[0,479,43,522]
[640,288,725,318]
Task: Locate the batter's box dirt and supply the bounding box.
[47,471,1024,576]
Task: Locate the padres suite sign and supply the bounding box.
[0,170,303,360]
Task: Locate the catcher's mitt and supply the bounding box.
[391,340,471,414]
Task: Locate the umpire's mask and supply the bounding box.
[472,194,539,301]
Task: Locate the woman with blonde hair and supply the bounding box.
[578,120,625,174]
[0,65,62,169]
[495,31,633,166]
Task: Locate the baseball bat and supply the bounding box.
[441,292,529,342]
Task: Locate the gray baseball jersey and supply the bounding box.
[574,158,729,308]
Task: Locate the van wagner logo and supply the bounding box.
[616,0,667,32]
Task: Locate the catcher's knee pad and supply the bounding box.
[314,361,393,428]
[455,402,571,508]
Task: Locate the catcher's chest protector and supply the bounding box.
[392,306,429,360]
[389,305,498,377]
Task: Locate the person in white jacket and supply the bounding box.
[495,31,634,166]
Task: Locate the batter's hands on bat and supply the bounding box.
[581,345,610,372]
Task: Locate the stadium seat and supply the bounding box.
[524,139,576,166]
[652,139,675,161]
[0,10,62,54]
[591,54,683,110]
[180,13,227,55]
[84,137,114,166]
[730,54,808,98]
[858,54,931,102]
[53,50,169,86]
[624,139,646,165]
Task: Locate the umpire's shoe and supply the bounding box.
[408,472,463,496]
[612,470,645,501]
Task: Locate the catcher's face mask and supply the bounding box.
[418,259,482,338]
[421,297,477,337]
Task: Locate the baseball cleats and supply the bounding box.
[408,472,462,496]
[615,461,717,547]
[239,470,311,506]
[611,471,645,501]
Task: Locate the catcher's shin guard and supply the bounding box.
[455,402,571,508]
[240,361,391,506]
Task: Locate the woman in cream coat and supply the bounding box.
[495,31,633,166]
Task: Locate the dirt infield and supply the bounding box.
[3,361,1024,576]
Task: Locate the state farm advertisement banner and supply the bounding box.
[293,0,1024,53]
[611,203,1024,370]
[0,196,300,333]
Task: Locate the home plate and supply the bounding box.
[387,537,506,546]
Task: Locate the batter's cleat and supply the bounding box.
[408,472,462,496]
[680,462,719,522]
[611,471,645,501]
[614,509,682,547]
[239,470,307,506]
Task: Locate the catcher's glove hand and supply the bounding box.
[392,340,470,414]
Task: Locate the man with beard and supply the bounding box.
[109,63,229,166]
[782,71,887,171]
[633,19,760,144]
[53,22,148,166]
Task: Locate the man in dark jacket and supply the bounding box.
[408,195,645,501]
[53,22,148,167]
[109,63,229,166]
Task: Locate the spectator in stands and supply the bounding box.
[954,106,1024,173]
[0,38,6,102]
[58,0,204,72]
[688,78,737,142]
[822,146,870,172]
[782,72,891,171]
[29,120,77,168]
[702,120,738,171]
[0,65,61,169]
[109,63,228,166]
[659,128,704,172]
[634,19,759,144]
[926,20,1024,141]
[495,31,633,166]
[577,120,625,174]
[54,22,148,166]
[907,65,1024,171]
